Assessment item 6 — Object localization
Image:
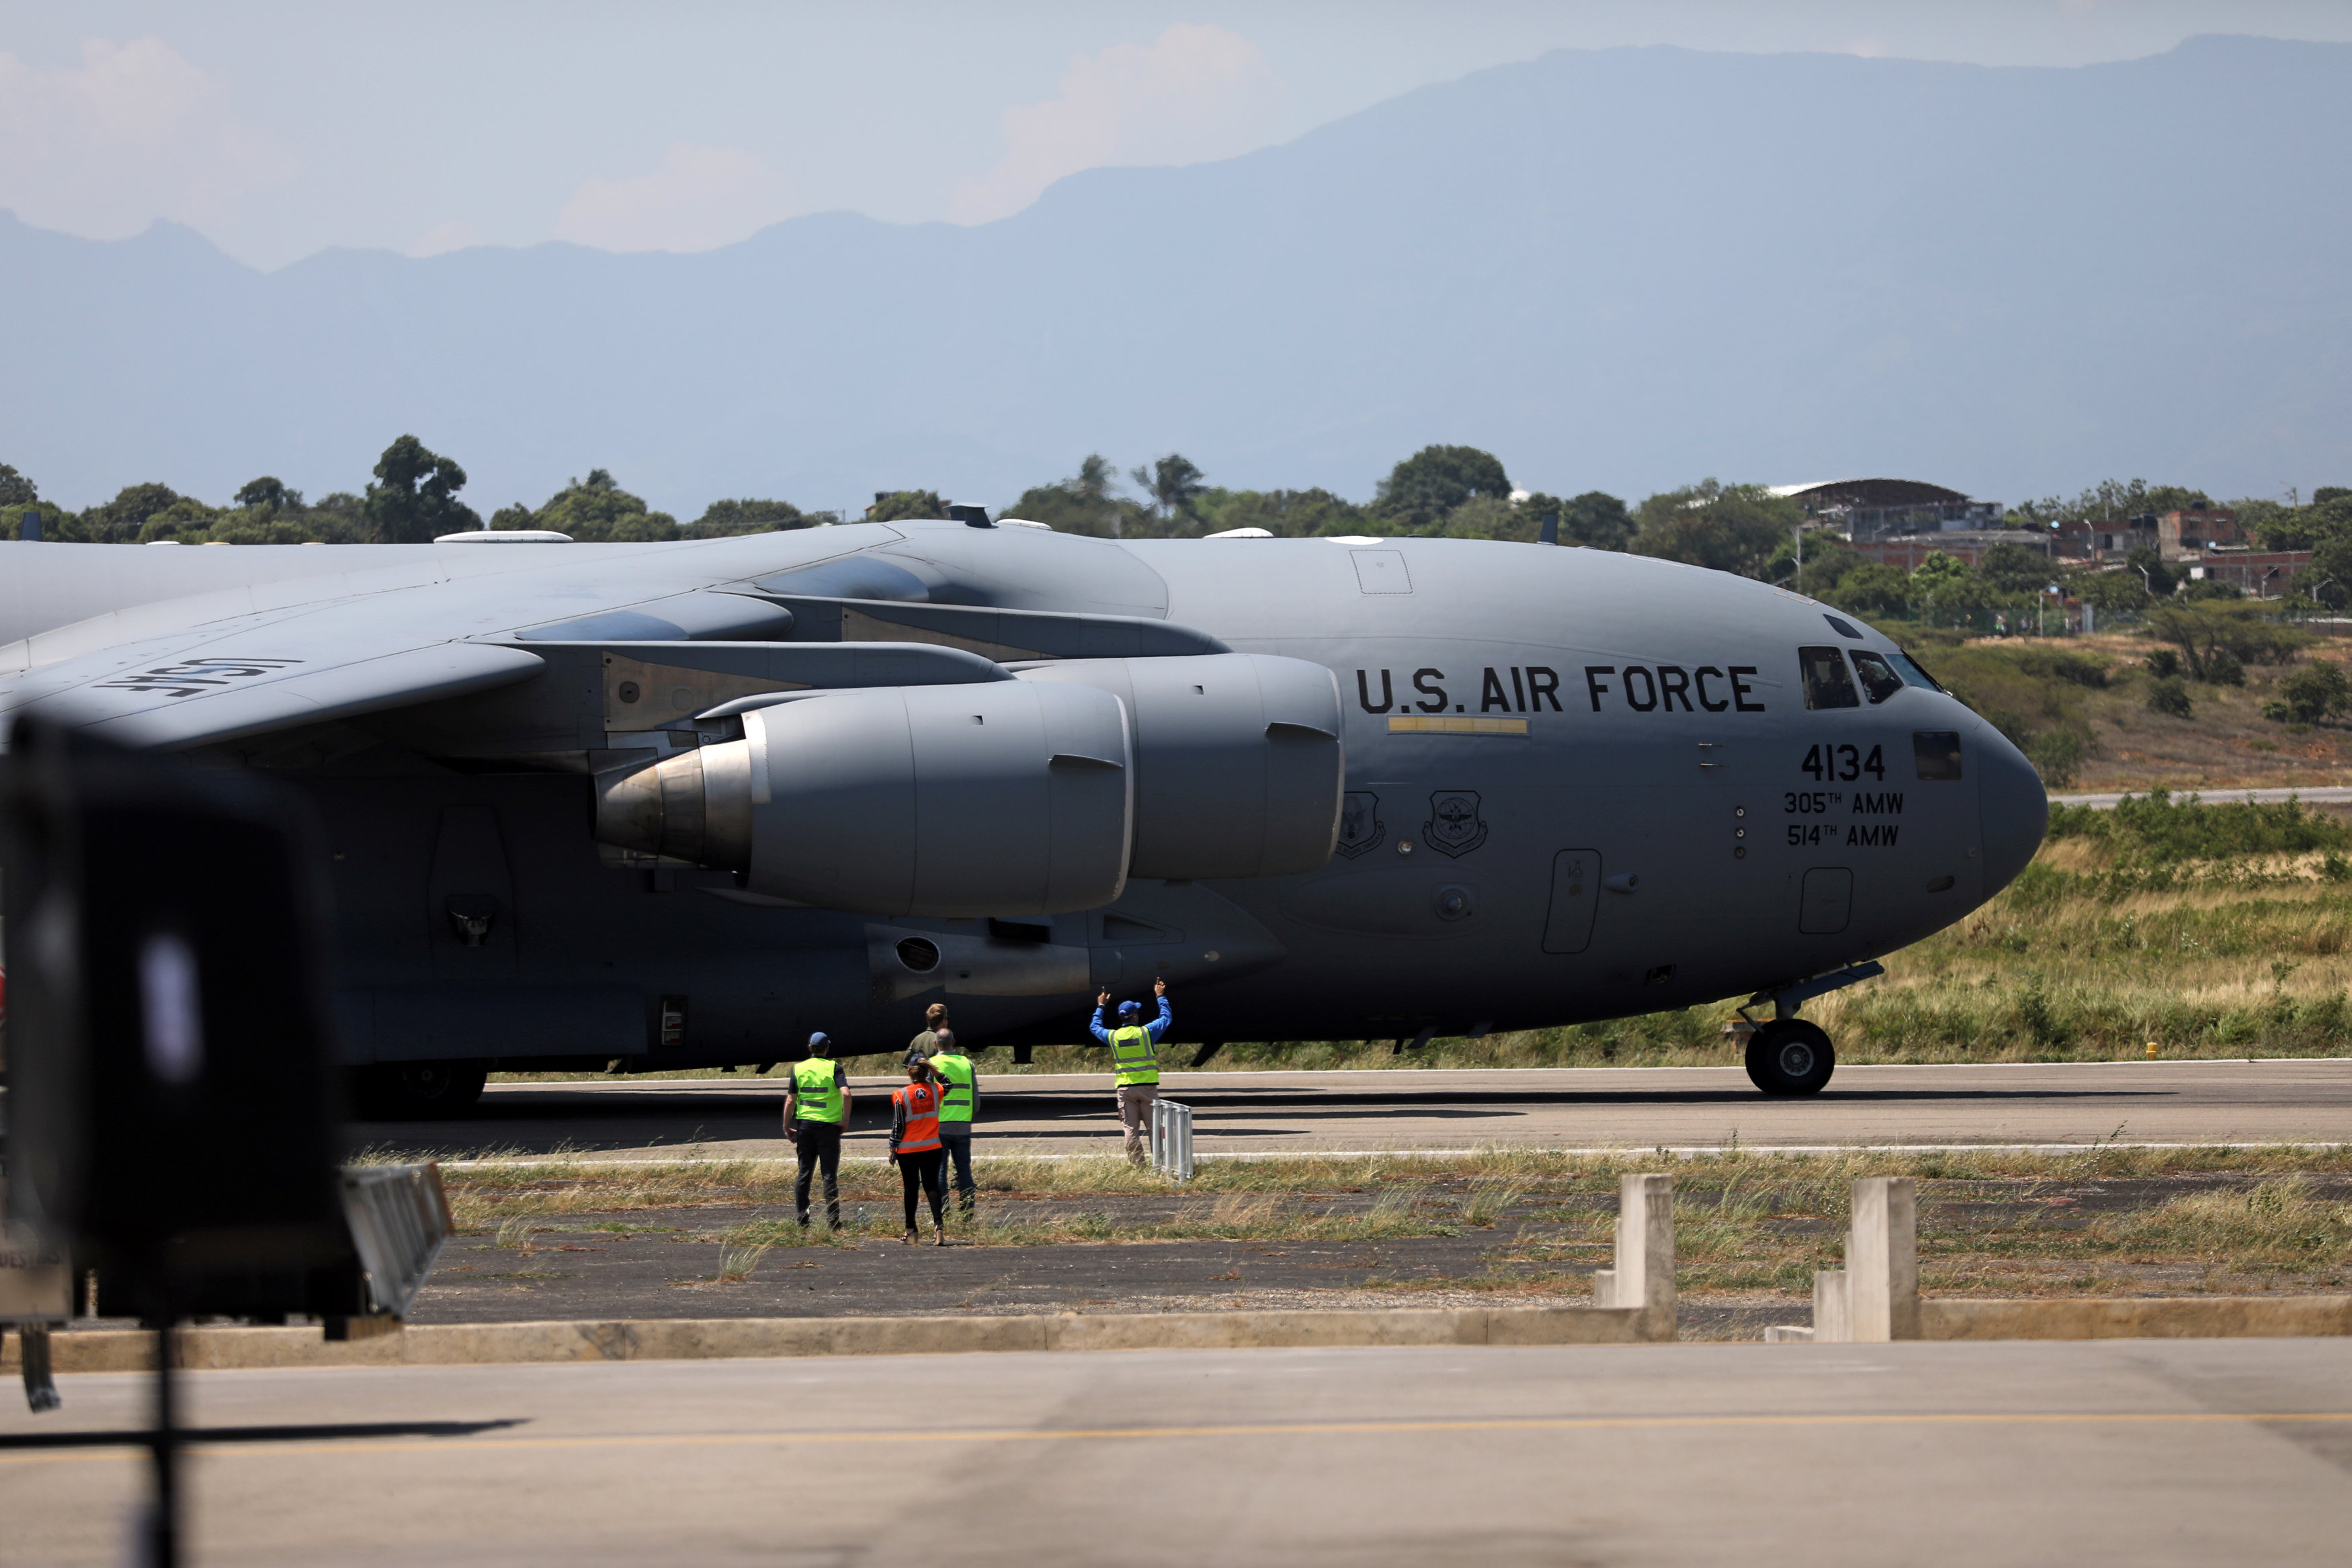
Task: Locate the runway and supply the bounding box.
[378,1058,2352,1160]
[7,1340,2351,1565]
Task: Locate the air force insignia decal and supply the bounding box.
[1423,790,1488,858]
[1336,791,1385,859]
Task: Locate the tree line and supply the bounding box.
[5,441,2339,627]
[0,438,829,546]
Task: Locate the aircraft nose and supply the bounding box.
[1976,724,2048,894]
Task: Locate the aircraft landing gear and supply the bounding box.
[1744,1020,1835,1096]
[351,1061,489,1121]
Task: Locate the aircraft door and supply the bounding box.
[1799,867,1853,934]
[1542,849,1601,954]
[427,805,518,980]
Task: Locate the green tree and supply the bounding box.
[207,513,323,545]
[1562,491,1634,550]
[534,469,679,540]
[2122,546,2176,598]
[234,476,299,514]
[1515,490,1632,551]
[1762,531,1859,597]
[1429,494,1533,541]
[1188,487,1368,537]
[364,435,480,543]
[866,489,946,524]
[2146,601,2312,683]
[1824,561,1911,616]
[2179,576,2244,602]
[1373,445,1511,531]
[2069,569,2154,617]
[0,462,36,507]
[2147,675,2195,717]
[1978,541,2056,595]
[74,482,184,542]
[2264,662,2352,726]
[1002,456,1146,537]
[1629,480,1800,578]
[303,492,370,543]
[2306,533,2352,608]
[1131,454,1206,521]
[136,496,226,544]
[692,498,816,535]
[2008,478,2214,526]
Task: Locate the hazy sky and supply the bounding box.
[4,1,2351,269]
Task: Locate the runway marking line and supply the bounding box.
[7,1410,2351,1467]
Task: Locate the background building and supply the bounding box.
[1769,479,2002,541]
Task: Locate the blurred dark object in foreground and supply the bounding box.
[1,715,450,1563]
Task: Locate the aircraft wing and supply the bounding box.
[0,637,546,751]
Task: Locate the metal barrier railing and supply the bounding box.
[1149,1098,1195,1181]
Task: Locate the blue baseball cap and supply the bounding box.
[808,1031,831,1049]
[1118,1000,1142,1016]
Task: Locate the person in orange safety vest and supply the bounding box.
[891,1055,950,1246]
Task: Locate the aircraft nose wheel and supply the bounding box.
[351,1061,490,1120]
[1744,1020,1836,1096]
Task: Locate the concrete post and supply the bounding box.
[1595,1174,1674,1337]
[1812,1270,1852,1344]
[1847,1177,1920,1342]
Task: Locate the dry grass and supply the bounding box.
[417,1145,2352,1304]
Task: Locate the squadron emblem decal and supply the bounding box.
[1335,791,1385,858]
[1423,790,1488,858]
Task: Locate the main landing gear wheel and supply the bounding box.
[351,1061,489,1121]
[1744,1020,1836,1096]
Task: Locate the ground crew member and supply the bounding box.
[929,1029,980,1219]
[891,1055,950,1245]
[1091,979,1170,1164]
[783,1031,851,1228]
[909,1002,949,1065]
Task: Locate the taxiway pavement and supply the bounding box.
[6,1340,2351,1565]
[386,1058,2352,1160]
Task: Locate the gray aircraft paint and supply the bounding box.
[0,523,2045,1071]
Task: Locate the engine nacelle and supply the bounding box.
[594,679,1132,916]
[1014,654,1343,880]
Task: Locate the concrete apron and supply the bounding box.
[9,1295,2350,1377]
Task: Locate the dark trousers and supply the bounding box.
[898,1147,947,1230]
[940,1127,976,1215]
[794,1122,842,1226]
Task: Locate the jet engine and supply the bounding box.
[595,679,1133,916]
[1013,654,1343,880]
[591,652,1344,915]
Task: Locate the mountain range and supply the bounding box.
[3,35,2347,517]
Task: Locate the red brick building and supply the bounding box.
[2187,550,2311,598]
[2158,508,2244,560]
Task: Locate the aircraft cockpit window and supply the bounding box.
[1798,646,1860,709]
[1849,650,1906,704]
[1914,730,1964,781]
[1891,649,1944,692]
[1822,614,1865,640]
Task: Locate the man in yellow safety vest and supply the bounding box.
[1091,979,1170,1164]
[783,1031,852,1227]
[928,1029,980,1219]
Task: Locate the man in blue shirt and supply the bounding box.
[1091,979,1171,1163]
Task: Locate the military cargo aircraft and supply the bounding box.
[0,516,2046,1115]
